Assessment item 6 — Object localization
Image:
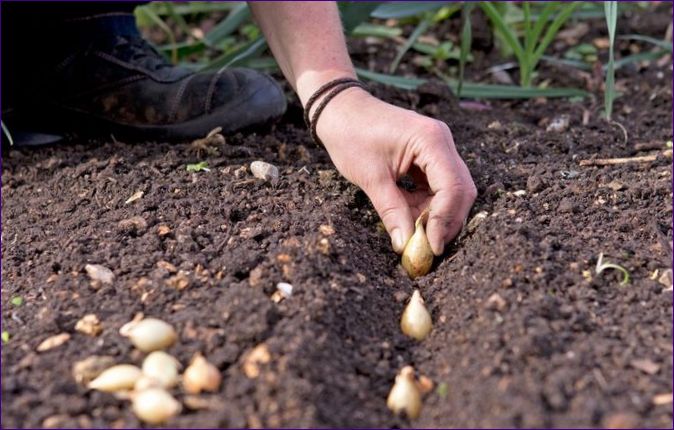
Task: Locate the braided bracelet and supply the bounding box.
[303,78,367,147]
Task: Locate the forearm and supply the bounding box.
[249,1,357,105]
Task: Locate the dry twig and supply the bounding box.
[579,149,672,167]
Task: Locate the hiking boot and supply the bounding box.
[4,14,287,144]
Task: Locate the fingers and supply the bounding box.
[413,122,477,256]
[364,180,415,254]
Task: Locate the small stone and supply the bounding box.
[165,271,189,290]
[43,415,70,428]
[526,176,546,193]
[85,264,114,284]
[658,269,672,290]
[466,211,488,233]
[318,169,336,186]
[606,180,626,191]
[156,261,177,273]
[546,114,570,133]
[487,120,502,130]
[37,333,71,352]
[276,282,293,298]
[317,238,330,255]
[248,267,264,288]
[250,161,279,184]
[75,314,102,337]
[72,355,116,385]
[233,165,248,179]
[485,293,507,312]
[124,190,144,205]
[652,393,673,405]
[319,224,335,236]
[117,216,148,234]
[242,344,271,378]
[157,225,171,236]
[270,291,284,303]
[276,254,292,264]
[513,190,527,197]
[630,358,660,375]
[602,412,640,429]
[558,198,577,214]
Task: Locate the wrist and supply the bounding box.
[296,69,358,107]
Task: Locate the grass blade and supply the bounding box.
[480,2,525,63]
[356,68,426,90]
[532,2,580,70]
[204,37,267,71]
[390,14,432,73]
[352,23,402,39]
[339,2,382,33]
[356,68,587,99]
[604,1,618,119]
[204,3,250,47]
[371,2,448,19]
[458,3,475,97]
[135,6,178,63]
[1,121,14,146]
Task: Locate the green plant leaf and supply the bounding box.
[356,68,587,99]
[1,121,14,146]
[371,2,449,19]
[135,5,178,63]
[531,2,580,65]
[153,2,240,16]
[604,1,618,119]
[2,331,9,343]
[205,37,268,71]
[356,68,426,90]
[163,2,191,37]
[204,3,251,47]
[339,2,382,33]
[390,14,433,73]
[186,162,210,173]
[10,296,23,307]
[436,382,449,398]
[480,2,525,63]
[352,23,402,39]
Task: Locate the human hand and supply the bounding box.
[314,87,477,255]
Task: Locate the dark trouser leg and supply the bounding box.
[1,1,287,144]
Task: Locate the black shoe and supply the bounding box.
[4,15,287,143]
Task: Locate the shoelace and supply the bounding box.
[113,35,173,73]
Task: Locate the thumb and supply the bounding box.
[364,180,414,254]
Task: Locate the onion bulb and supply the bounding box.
[88,364,142,392]
[400,290,432,341]
[387,366,422,419]
[183,353,221,394]
[131,387,181,424]
[401,209,433,279]
[120,317,177,352]
[141,351,181,388]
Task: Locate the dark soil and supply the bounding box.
[2,9,673,430]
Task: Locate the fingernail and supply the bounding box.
[391,228,404,253]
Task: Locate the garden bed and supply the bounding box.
[2,6,672,429]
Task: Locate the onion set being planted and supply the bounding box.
[387,366,422,419]
[400,289,433,341]
[401,209,434,279]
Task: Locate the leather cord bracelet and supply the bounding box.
[303,78,367,147]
